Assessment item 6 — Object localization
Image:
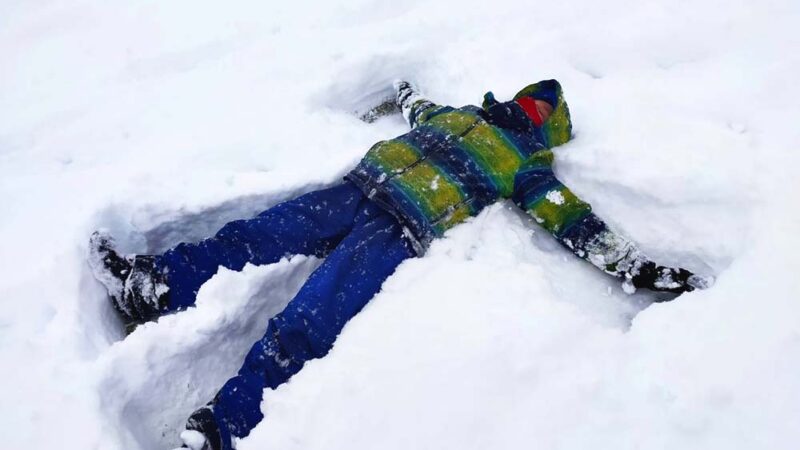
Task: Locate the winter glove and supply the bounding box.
[625,261,714,294]
[393,79,436,128]
[393,79,416,108]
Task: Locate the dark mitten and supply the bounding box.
[393,79,434,127]
[394,80,417,108]
[631,261,696,294]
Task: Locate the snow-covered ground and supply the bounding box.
[2,0,799,448]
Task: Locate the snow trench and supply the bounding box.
[96,256,319,449]
[88,190,323,449]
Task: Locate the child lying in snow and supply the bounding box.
[89,79,712,450]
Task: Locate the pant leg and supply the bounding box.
[209,200,415,439]
[157,181,366,311]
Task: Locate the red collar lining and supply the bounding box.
[515,97,543,127]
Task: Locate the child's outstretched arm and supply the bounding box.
[394,80,443,129]
[512,150,712,295]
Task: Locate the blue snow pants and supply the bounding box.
[155,181,415,442]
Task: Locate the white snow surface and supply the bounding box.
[1,1,800,449]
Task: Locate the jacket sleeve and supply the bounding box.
[394,80,444,129]
[512,150,700,294]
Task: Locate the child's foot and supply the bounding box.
[173,430,211,450]
[177,406,230,450]
[88,231,169,331]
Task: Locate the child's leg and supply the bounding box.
[158,181,368,312]
[187,200,415,446]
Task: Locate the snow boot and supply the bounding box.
[88,231,169,332]
[174,405,233,450]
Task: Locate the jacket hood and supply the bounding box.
[482,79,573,149]
[513,79,572,148]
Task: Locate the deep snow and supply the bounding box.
[1,0,799,449]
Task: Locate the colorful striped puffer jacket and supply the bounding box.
[347,80,574,251]
[346,79,703,293]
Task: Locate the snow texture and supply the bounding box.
[1,1,800,449]
[545,190,565,205]
[178,430,207,450]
